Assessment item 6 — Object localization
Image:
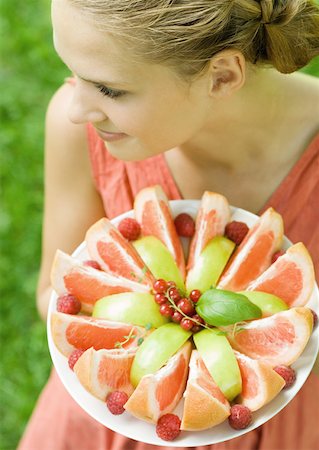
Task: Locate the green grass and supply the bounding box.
[0,1,318,448]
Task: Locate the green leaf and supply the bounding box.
[137,337,144,346]
[145,322,153,331]
[195,288,262,326]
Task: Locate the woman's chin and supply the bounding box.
[105,139,165,162]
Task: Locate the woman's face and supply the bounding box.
[51,0,213,161]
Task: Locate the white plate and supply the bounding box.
[47,200,319,447]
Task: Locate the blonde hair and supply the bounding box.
[69,0,319,76]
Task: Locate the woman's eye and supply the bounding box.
[96,84,125,99]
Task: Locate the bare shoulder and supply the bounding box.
[45,82,88,161]
[289,72,319,124]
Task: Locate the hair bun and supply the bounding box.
[259,0,301,26]
[253,0,319,73]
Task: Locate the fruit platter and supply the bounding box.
[47,186,319,447]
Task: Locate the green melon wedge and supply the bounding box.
[92,292,169,328]
[194,328,242,401]
[133,236,185,291]
[130,323,192,387]
[186,236,235,294]
[238,291,288,317]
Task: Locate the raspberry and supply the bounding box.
[271,250,285,264]
[310,309,318,328]
[228,404,252,430]
[225,221,249,245]
[106,391,129,415]
[68,349,85,370]
[273,365,296,388]
[118,218,141,240]
[57,294,81,315]
[156,414,181,441]
[174,213,195,237]
[83,260,102,270]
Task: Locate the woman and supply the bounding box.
[19,0,319,449]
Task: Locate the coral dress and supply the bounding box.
[18,128,319,450]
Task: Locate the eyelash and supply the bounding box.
[96,84,125,99]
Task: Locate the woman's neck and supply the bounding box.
[178,68,318,170]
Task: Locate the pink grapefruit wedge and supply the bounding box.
[234,351,285,411]
[51,250,150,313]
[218,207,284,291]
[226,307,313,367]
[85,218,154,288]
[74,347,136,400]
[187,191,230,273]
[134,185,186,278]
[247,243,315,307]
[124,341,192,423]
[181,350,230,431]
[51,312,148,356]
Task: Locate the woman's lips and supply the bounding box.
[95,128,128,142]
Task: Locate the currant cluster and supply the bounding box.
[153,279,205,332]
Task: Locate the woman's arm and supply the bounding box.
[37,82,105,321]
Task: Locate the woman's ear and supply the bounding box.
[208,50,246,98]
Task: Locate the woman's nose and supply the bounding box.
[68,79,107,124]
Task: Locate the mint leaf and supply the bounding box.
[195,288,262,326]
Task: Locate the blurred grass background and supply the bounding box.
[0,0,318,448]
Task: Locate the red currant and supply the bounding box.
[191,314,204,325]
[168,287,181,302]
[154,293,167,305]
[159,303,173,317]
[180,318,193,331]
[177,298,195,315]
[167,281,176,288]
[171,311,183,323]
[189,289,202,303]
[153,279,168,294]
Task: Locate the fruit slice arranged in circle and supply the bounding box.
[185,236,235,294]
[218,208,284,291]
[226,307,313,367]
[133,236,185,291]
[237,291,288,317]
[134,185,186,279]
[234,351,285,411]
[193,328,242,401]
[85,218,154,288]
[93,292,169,328]
[51,250,150,314]
[187,191,230,274]
[181,350,230,431]
[74,347,136,400]
[130,323,192,388]
[51,312,149,356]
[124,342,192,422]
[246,243,315,307]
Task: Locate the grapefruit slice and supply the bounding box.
[134,185,186,278]
[51,312,148,356]
[187,191,230,273]
[85,218,154,288]
[226,307,313,367]
[124,342,192,423]
[234,351,285,411]
[181,350,230,431]
[247,243,315,307]
[218,207,284,291]
[51,250,150,313]
[74,347,136,400]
